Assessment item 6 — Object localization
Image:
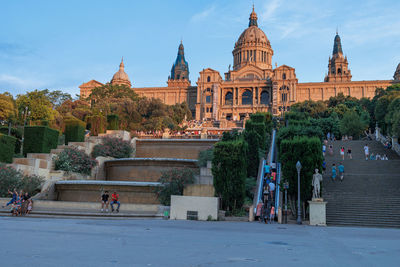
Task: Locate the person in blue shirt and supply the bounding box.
[3,189,17,208]
[331,164,337,181]
[322,161,327,174]
[264,165,271,176]
[338,163,345,181]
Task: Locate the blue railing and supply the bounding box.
[253,129,276,215]
[275,163,281,214]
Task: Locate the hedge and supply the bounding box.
[64,118,86,145]
[279,136,323,202]
[23,126,59,155]
[0,126,22,154]
[86,115,106,136]
[0,134,17,163]
[212,139,248,211]
[107,114,119,130]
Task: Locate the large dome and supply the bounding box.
[236,26,270,48]
[111,58,132,87]
[232,7,274,71]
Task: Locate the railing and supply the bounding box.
[253,129,276,215]
[275,163,281,214]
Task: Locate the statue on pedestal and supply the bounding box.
[312,169,323,200]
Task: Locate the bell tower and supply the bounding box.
[324,32,352,82]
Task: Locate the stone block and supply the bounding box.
[308,200,327,226]
[183,184,215,197]
[170,195,219,220]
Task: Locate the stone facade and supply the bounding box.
[80,7,398,122]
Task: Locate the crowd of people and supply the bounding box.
[255,165,276,224]
[2,189,33,216]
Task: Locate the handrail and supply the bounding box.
[275,163,281,214]
[253,129,276,215]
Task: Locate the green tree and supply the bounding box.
[212,139,248,211]
[16,89,57,122]
[339,111,366,138]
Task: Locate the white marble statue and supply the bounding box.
[312,169,323,199]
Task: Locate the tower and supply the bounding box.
[324,32,352,82]
[110,58,132,87]
[394,63,400,82]
[169,41,189,81]
[232,7,274,71]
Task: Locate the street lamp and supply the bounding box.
[296,160,302,225]
[20,107,31,155]
[283,181,289,224]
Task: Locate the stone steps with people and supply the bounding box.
[322,140,400,228]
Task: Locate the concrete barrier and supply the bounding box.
[170,195,219,220]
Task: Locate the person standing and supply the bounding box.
[322,144,326,157]
[101,191,110,212]
[268,181,276,200]
[347,147,352,159]
[364,144,369,160]
[340,147,345,160]
[110,191,120,212]
[331,164,337,181]
[269,206,275,224]
[338,163,345,181]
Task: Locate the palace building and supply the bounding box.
[80,7,399,124]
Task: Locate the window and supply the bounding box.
[210,107,213,113]
[206,95,211,103]
[207,76,210,82]
[242,90,253,105]
[281,93,288,103]
[260,91,269,105]
[226,114,232,120]
[282,73,286,80]
[206,107,209,112]
[206,88,211,92]
[338,68,342,74]
[225,92,233,105]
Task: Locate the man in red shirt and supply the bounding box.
[110,191,120,212]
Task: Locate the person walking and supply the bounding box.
[338,163,345,181]
[364,144,369,160]
[269,206,275,224]
[347,147,352,159]
[340,147,345,160]
[331,163,337,181]
[322,144,326,157]
[328,145,333,156]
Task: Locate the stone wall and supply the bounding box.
[104,158,198,182]
[170,195,219,220]
[135,139,217,159]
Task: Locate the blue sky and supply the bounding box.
[1,0,399,97]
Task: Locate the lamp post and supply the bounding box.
[283,181,289,224]
[20,107,30,155]
[296,161,302,225]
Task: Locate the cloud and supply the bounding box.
[260,0,281,22]
[0,74,46,89]
[190,5,216,22]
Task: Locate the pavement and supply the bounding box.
[1,217,399,266]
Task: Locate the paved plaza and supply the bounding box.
[0,217,399,266]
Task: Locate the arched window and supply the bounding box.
[225,92,233,105]
[338,68,342,74]
[260,91,269,105]
[206,95,211,103]
[282,73,286,80]
[207,76,211,82]
[281,93,288,103]
[242,90,253,105]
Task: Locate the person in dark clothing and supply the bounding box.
[101,191,110,212]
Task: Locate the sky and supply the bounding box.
[0,0,399,97]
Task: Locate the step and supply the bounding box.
[50,148,64,154]
[27,153,52,161]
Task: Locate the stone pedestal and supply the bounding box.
[308,200,327,226]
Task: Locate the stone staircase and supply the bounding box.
[322,140,400,228]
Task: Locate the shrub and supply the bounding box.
[0,165,44,197]
[64,118,86,145]
[197,148,213,167]
[279,136,323,202]
[0,134,17,163]
[23,126,59,155]
[86,115,106,136]
[91,137,133,158]
[155,168,196,206]
[54,148,97,175]
[0,126,22,154]
[212,139,247,211]
[107,114,119,130]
